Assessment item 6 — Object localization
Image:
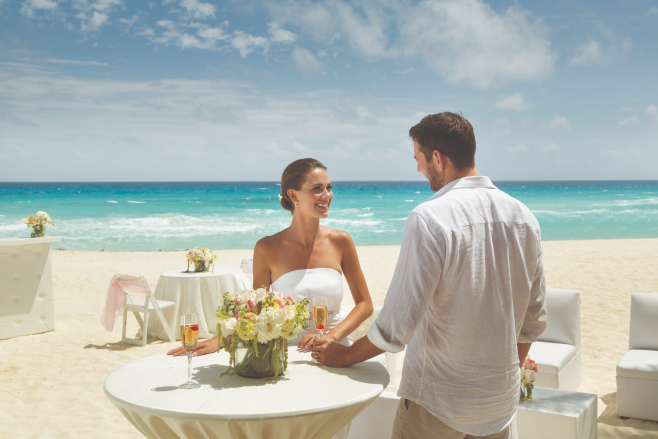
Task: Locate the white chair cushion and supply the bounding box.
[529,341,577,375]
[629,293,658,350]
[617,349,658,380]
[538,289,580,349]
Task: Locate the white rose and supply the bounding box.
[236,289,252,305]
[255,288,268,301]
[36,211,46,217]
[203,253,212,262]
[524,369,535,382]
[221,318,237,337]
[272,291,283,301]
[277,306,294,325]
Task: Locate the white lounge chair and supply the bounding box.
[616,293,658,421]
[528,288,581,391]
[346,306,401,439]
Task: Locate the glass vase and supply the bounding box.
[520,383,533,401]
[236,338,287,379]
[31,225,45,238]
[194,261,207,272]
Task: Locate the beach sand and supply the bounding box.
[1,239,658,438]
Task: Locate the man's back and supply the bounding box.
[369,176,546,436]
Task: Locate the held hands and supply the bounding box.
[298,332,336,350]
[312,337,351,367]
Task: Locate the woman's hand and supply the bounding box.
[298,332,336,350]
[167,336,219,357]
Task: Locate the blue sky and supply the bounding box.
[1,0,657,181]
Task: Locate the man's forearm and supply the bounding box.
[517,342,531,367]
[347,335,385,365]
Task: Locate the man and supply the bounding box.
[313,112,546,439]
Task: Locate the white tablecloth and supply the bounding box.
[149,267,251,340]
[104,347,390,439]
[0,237,60,340]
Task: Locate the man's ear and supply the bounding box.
[433,150,445,172]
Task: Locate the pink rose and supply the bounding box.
[247,300,258,313]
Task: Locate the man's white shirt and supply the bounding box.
[367,176,547,436]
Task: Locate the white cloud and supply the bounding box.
[291,46,323,73]
[267,22,297,44]
[619,116,639,127]
[271,0,556,88]
[401,68,415,74]
[495,93,529,111]
[179,0,215,19]
[570,37,632,67]
[646,105,658,122]
[21,57,110,66]
[72,0,124,32]
[230,31,270,58]
[508,144,527,153]
[549,116,572,130]
[20,0,58,18]
[542,142,561,153]
[0,61,421,181]
[118,15,139,31]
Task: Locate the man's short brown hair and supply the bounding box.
[409,112,476,171]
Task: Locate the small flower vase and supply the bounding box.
[520,383,533,401]
[235,338,287,379]
[194,260,207,272]
[31,225,45,238]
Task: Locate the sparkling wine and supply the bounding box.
[180,324,199,353]
[313,306,328,330]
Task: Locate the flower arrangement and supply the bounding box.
[520,356,538,401]
[22,211,54,238]
[216,288,310,379]
[186,247,217,272]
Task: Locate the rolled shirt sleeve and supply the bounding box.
[518,231,547,343]
[367,211,445,353]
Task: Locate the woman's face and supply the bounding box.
[290,168,333,219]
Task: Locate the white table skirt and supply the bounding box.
[104,348,390,439]
[0,237,60,340]
[148,267,251,340]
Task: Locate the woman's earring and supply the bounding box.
[295,202,298,207]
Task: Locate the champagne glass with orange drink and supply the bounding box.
[179,313,200,389]
[312,296,328,339]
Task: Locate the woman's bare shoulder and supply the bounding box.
[321,226,354,247]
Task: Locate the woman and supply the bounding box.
[168,158,373,356]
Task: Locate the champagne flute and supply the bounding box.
[179,313,200,390]
[312,296,328,339]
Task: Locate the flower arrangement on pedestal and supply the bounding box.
[520,356,538,401]
[22,211,54,238]
[216,288,310,379]
[186,247,216,272]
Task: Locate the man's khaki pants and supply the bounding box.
[391,399,512,439]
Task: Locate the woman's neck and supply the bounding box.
[287,213,321,248]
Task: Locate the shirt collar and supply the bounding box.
[429,176,496,200]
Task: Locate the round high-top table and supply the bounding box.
[148,267,251,340]
[104,347,390,439]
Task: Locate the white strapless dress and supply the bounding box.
[271,268,350,346]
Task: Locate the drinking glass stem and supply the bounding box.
[318,329,323,339]
[187,352,193,384]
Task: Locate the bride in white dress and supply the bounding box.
[169,157,373,355]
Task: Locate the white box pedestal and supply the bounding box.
[0,236,60,340]
[517,387,597,439]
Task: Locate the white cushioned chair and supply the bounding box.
[528,288,581,391]
[616,293,658,421]
[345,306,401,439]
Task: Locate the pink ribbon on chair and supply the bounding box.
[101,275,153,331]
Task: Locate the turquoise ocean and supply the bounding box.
[1,181,657,251]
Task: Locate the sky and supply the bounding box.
[0,0,657,182]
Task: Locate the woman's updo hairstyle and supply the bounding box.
[279,158,327,213]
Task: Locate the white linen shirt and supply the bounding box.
[367,176,546,436]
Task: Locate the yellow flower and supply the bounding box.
[281,320,294,335]
[236,320,256,341]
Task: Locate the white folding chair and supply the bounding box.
[116,275,176,346]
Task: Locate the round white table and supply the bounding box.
[104,347,390,439]
[149,267,251,340]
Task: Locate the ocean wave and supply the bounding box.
[613,197,658,206]
[405,200,414,202]
[107,200,118,204]
[357,213,374,217]
[0,224,25,231]
[128,201,146,204]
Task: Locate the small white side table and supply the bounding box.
[516,387,597,439]
[0,236,61,340]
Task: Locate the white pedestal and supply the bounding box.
[517,387,597,439]
[0,237,60,340]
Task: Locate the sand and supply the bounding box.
[1,239,658,438]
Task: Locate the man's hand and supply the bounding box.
[298,332,336,351]
[167,336,219,357]
[312,338,352,367]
